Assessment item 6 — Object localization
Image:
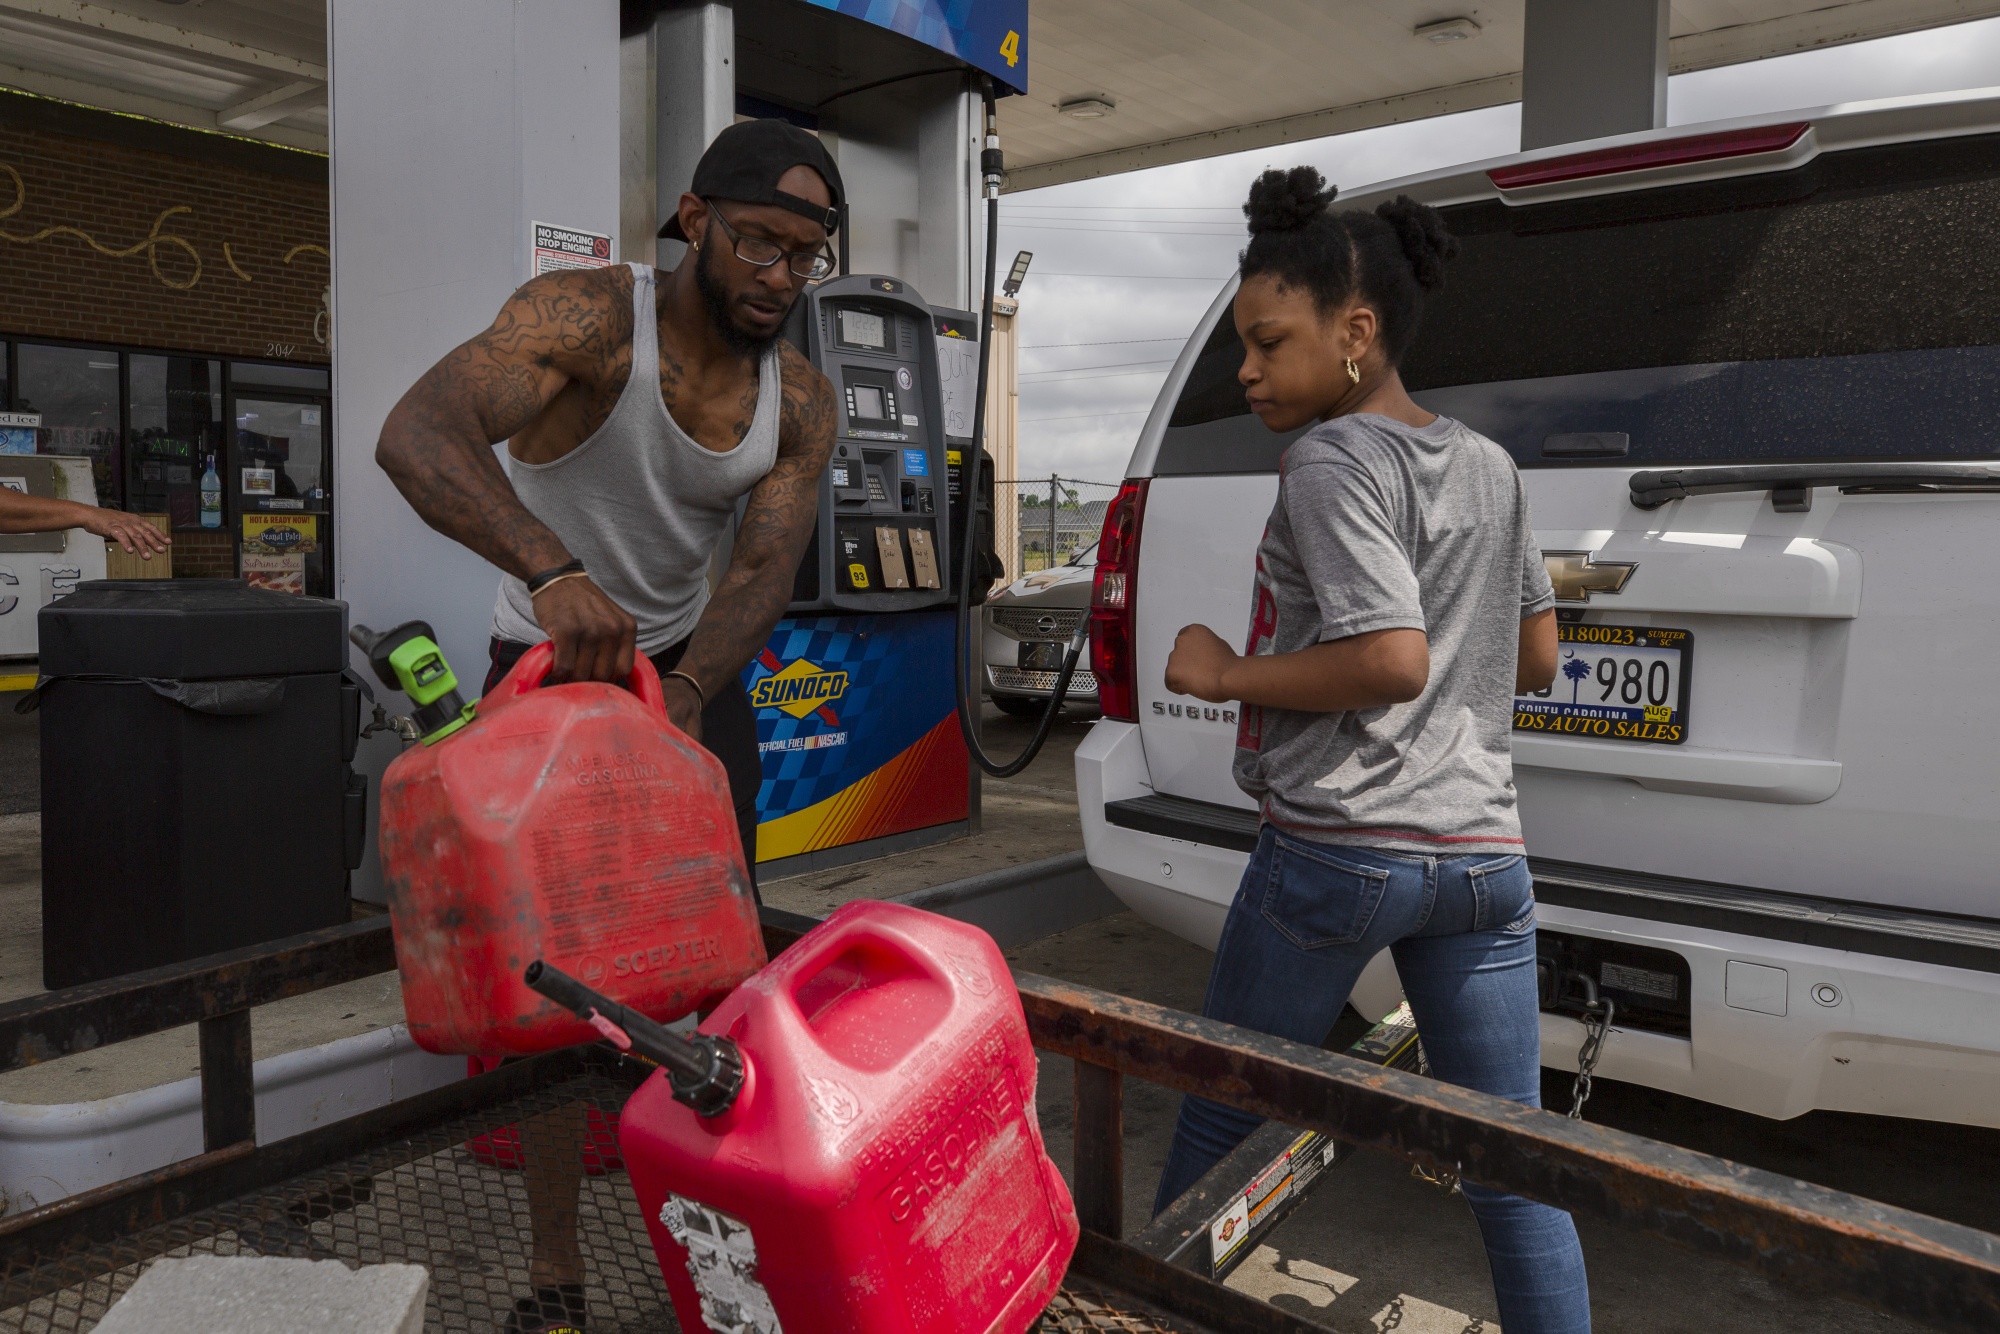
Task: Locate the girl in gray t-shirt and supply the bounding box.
[1155,166,1588,1333]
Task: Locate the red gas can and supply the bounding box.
[378,643,764,1056]
[619,900,1077,1334]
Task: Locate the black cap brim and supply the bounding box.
[656,119,844,243]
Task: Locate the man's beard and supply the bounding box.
[694,239,784,356]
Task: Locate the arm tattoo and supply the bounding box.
[677,342,836,689]
[374,266,633,578]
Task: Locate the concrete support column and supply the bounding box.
[655,3,735,268]
[823,73,981,309]
[329,0,620,900]
[1520,0,1669,150]
[917,80,982,311]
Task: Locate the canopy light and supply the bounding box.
[1488,122,1811,191]
[1004,250,1034,298]
[1059,96,1116,119]
[1415,17,1481,43]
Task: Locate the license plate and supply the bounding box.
[1019,641,1066,672]
[1514,623,1691,746]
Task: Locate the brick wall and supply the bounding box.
[0,93,329,363]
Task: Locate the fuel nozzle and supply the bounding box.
[350,620,476,745]
[524,960,745,1118]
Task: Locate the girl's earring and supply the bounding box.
[1345,357,1361,385]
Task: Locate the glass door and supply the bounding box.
[228,393,331,597]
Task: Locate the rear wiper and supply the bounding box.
[1630,462,2000,512]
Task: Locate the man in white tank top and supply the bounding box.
[375,121,840,1334]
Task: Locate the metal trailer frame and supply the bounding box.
[0,892,1997,1331]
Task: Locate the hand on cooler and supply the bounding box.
[1164,624,1239,703]
[533,576,636,684]
[82,508,171,556]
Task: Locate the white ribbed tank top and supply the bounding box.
[492,263,783,653]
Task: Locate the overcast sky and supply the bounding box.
[1000,16,2000,485]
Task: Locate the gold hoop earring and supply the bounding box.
[1345,358,1360,385]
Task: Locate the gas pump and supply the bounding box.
[786,277,953,610]
[742,276,976,874]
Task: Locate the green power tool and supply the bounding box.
[350,621,476,744]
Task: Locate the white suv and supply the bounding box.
[1079,90,2000,1128]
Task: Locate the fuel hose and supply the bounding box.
[953,82,1090,778]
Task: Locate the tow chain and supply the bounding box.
[1568,995,1616,1120]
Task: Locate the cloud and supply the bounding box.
[1003,16,2000,482]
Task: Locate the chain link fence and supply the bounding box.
[994,477,1122,577]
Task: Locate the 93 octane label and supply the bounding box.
[1514,624,1691,746]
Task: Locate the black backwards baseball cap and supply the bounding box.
[658,119,845,242]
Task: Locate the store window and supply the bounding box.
[14,344,120,506]
[232,394,331,597]
[127,355,223,528]
[0,342,29,455]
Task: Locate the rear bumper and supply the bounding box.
[1077,719,2000,1128]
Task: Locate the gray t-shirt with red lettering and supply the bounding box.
[1232,412,1554,853]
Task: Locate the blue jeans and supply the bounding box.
[1156,828,1591,1333]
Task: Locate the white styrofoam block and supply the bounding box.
[94,1256,428,1334]
[0,1025,462,1216]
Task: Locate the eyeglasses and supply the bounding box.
[704,204,835,280]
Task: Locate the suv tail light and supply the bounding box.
[1089,478,1148,722]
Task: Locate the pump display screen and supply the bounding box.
[838,308,888,351]
[851,385,888,420]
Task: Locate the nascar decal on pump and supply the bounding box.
[744,613,966,864]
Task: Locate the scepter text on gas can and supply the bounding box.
[377,644,765,1056]
[620,900,1077,1334]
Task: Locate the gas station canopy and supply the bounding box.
[3,0,1999,182]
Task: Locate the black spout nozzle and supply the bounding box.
[524,960,743,1117]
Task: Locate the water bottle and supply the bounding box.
[199,454,221,529]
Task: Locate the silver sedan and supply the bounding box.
[981,544,1099,718]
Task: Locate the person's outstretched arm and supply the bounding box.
[0,490,169,556]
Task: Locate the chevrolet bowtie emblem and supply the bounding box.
[1545,551,1637,603]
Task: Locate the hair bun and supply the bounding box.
[1244,166,1337,236]
[1375,195,1458,292]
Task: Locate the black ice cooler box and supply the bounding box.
[37,580,366,988]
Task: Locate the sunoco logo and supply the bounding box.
[750,656,848,721]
